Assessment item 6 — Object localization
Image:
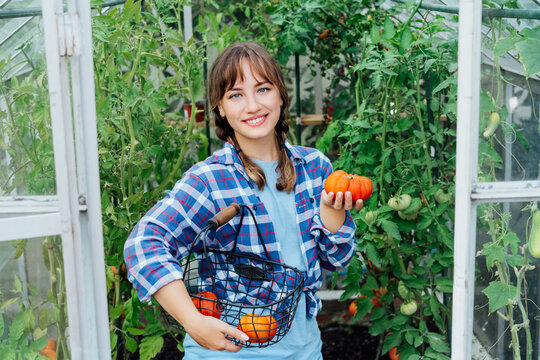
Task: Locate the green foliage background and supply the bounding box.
[1,0,540,358]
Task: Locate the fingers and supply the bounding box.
[323,190,363,211]
[226,326,250,344]
[354,199,364,211]
[189,317,246,352]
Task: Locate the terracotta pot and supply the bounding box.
[184,103,205,123]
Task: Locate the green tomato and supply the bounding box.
[400,300,418,316]
[364,210,378,225]
[397,281,412,299]
[388,194,412,211]
[434,189,452,204]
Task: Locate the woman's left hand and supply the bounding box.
[321,190,363,211]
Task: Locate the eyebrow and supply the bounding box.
[227,81,271,92]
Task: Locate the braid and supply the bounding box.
[230,137,267,191]
[275,133,296,193]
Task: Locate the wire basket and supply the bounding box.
[163,203,305,348]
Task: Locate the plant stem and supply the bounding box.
[413,61,433,187]
[154,84,198,195]
[378,78,394,204]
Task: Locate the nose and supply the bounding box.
[245,93,261,113]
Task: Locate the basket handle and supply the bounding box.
[207,203,241,230]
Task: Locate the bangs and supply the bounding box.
[220,50,275,92]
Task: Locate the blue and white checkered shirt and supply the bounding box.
[124,141,356,317]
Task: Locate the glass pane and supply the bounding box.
[0,5,56,196]
[0,236,70,359]
[478,13,540,182]
[474,201,539,358]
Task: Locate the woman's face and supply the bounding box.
[218,60,283,147]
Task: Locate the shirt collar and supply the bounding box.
[212,141,305,166]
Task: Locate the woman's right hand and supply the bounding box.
[184,313,249,352]
[153,279,249,352]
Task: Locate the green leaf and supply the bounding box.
[382,331,401,353]
[125,336,138,353]
[390,314,409,327]
[127,327,148,336]
[29,337,49,352]
[426,332,450,353]
[110,332,118,353]
[13,273,23,294]
[437,223,453,249]
[1,298,19,310]
[481,242,505,269]
[366,242,382,268]
[383,16,396,40]
[139,334,164,360]
[432,77,454,95]
[482,281,518,314]
[370,25,381,43]
[380,220,402,240]
[515,39,540,77]
[502,231,520,255]
[493,36,518,57]
[434,277,453,293]
[519,26,540,39]
[369,316,390,335]
[425,345,451,359]
[399,27,413,52]
[110,304,124,320]
[9,313,25,342]
[0,313,4,338]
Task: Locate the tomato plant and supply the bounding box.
[238,314,278,343]
[264,0,457,357]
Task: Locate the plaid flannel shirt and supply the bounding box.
[124,141,357,317]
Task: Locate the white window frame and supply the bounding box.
[452,1,540,358]
[0,0,110,358]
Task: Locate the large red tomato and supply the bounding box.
[238,314,278,343]
[192,291,221,319]
[324,170,373,202]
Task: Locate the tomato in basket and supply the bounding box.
[192,291,221,319]
[238,314,278,343]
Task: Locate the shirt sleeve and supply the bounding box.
[123,172,215,303]
[310,153,357,271]
[311,212,356,271]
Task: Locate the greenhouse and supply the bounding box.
[1,0,540,359]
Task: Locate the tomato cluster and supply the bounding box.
[324,170,373,203]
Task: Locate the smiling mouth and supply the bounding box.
[243,114,267,126]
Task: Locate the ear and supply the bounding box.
[217,102,225,118]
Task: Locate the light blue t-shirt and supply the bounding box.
[182,158,322,359]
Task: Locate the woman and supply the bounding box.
[124,42,362,359]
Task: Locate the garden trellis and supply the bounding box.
[1,0,540,359]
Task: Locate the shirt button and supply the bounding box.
[309,198,314,203]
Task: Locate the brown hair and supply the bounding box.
[208,42,295,192]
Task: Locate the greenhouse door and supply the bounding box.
[0,0,110,359]
[452,1,540,359]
